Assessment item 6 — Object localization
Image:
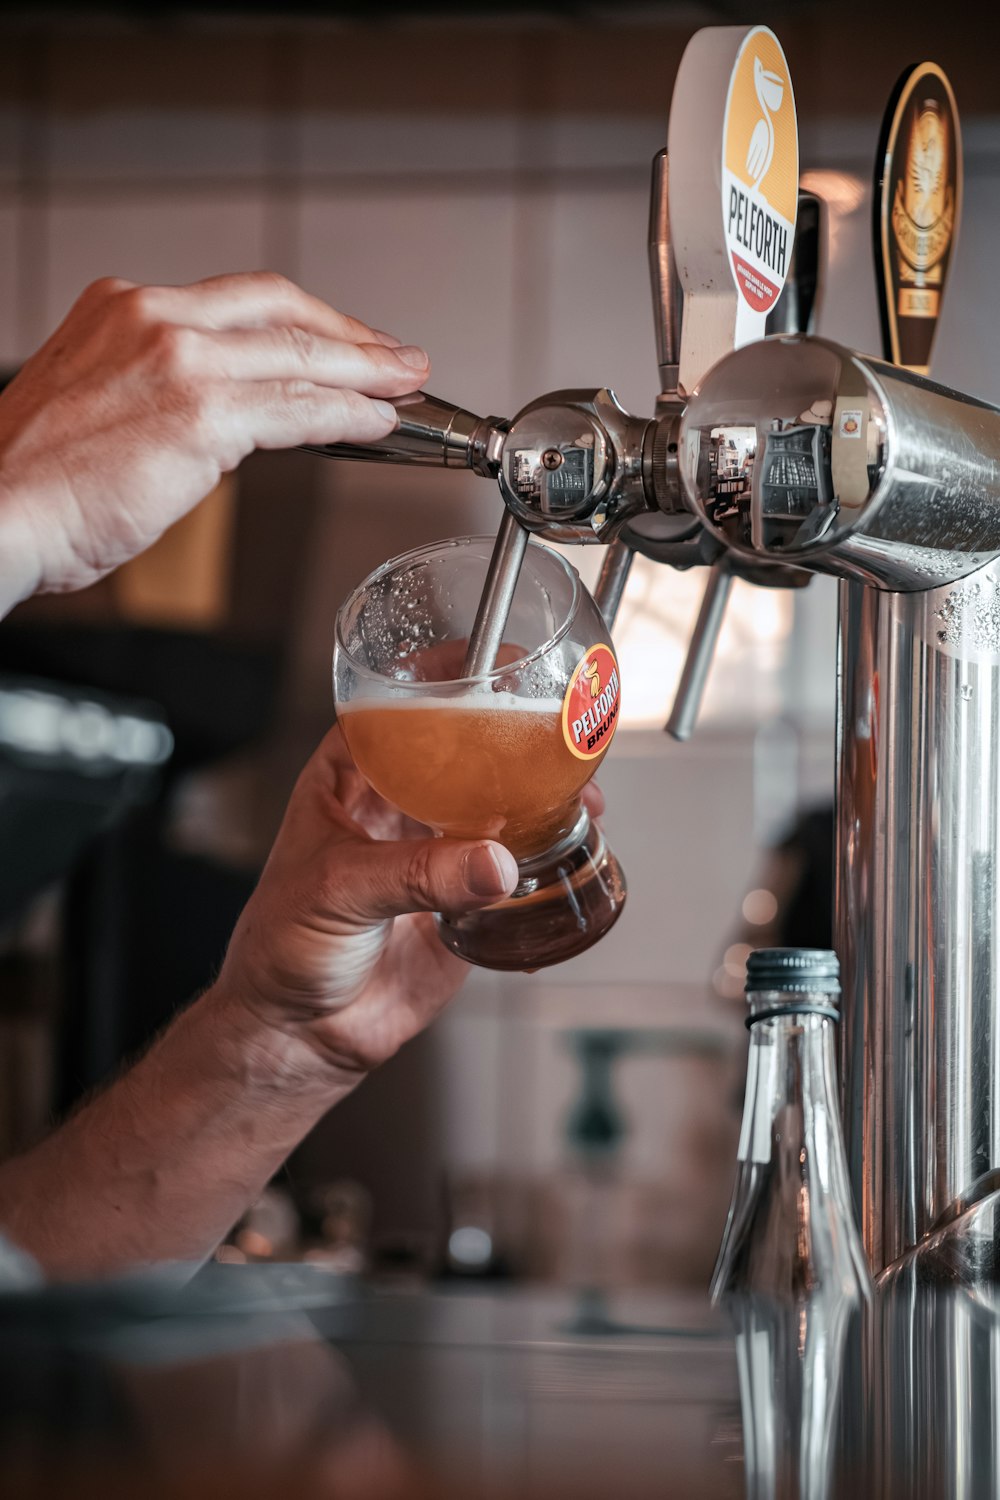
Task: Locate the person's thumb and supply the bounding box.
[331,837,519,925]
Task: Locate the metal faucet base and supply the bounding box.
[876,1184,1000,1289]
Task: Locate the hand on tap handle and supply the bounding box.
[300,389,502,473]
[0,270,430,618]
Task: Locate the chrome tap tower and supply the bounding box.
[312,32,999,1284]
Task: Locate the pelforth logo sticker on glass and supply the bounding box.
[875,63,961,374]
[722,27,798,344]
[561,644,620,761]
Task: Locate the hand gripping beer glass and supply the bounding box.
[333,536,626,971]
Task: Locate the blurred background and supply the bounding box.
[0,0,992,1288]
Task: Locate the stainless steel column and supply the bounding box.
[837,560,1000,1276]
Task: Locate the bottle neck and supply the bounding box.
[737,1004,841,1171]
[712,990,872,1304]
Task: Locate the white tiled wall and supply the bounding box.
[47,108,273,184]
[42,191,269,334]
[300,110,524,178]
[534,181,657,416]
[933,166,1000,407]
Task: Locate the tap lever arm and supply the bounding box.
[463,511,530,678]
[648,149,684,397]
[303,385,690,546]
[665,561,733,742]
[594,540,635,632]
[301,392,505,476]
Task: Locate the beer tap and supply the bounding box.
[306,350,691,671]
[304,156,813,693]
[305,352,687,667]
[308,384,684,545]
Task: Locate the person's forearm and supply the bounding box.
[0,984,354,1279]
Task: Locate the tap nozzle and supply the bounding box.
[301,391,505,476]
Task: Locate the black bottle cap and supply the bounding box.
[745,948,840,997]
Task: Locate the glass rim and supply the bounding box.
[333,533,584,690]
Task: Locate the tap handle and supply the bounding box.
[766,189,822,337]
[301,391,504,475]
[665,561,733,742]
[648,149,684,397]
[873,64,961,374]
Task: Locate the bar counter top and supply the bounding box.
[0,1265,994,1498]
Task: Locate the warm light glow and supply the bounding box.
[743,887,779,925]
[724,942,753,976]
[558,549,794,730]
[800,170,867,280]
[713,965,745,1000]
[612,559,793,728]
[235,1227,273,1259]
[799,169,866,215]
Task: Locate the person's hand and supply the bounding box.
[215,723,604,1083]
[0,271,430,609]
[0,724,606,1278]
[213,723,520,1083]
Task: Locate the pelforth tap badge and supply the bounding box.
[668,25,798,395]
[874,63,961,374]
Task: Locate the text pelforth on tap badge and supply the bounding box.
[561,644,621,761]
[721,27,798,318]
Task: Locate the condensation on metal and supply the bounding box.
[933,568,1000,657]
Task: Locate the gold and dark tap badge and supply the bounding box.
[875,63,961,373]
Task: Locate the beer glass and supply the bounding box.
[333,535,626,971]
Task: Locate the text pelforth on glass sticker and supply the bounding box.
[561,644,621,761]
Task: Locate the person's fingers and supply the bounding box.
[321,720,364,789]
[323,836,518,925]
[192,326,429,394]
[130,272,404,347]
[214,382,403,460]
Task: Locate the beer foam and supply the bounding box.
[339,691,563,715]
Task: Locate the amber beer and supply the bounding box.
[339,694,612,861]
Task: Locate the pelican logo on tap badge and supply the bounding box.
[561,643,620,761]
[722,27,798,321]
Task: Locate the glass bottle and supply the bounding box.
[711,948,871,1304]
[730,1288,858,1500]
